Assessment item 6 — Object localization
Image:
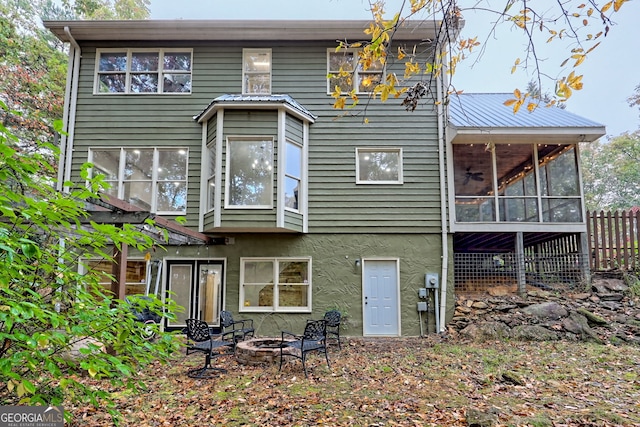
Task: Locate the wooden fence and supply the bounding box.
[587,209,640,271]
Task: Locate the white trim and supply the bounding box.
[283,139,303,215]
[44,20,442,43]
[242,48,272,95]
[238,257,312,313]
[88,146,189,215]
[533,145,543,222]
[451,222,587,233]
[491,144,499,220]
[204,138,216,215]
[302,122,309,233]
[575,143,588,225]
[276,109,286,227]
[214,112,224,227]
[355,147,403,185]
[361,257,401,337]
[93,48,193,95]
[198,122,208,232]
[449,127,605,146]
[61,27,81,192]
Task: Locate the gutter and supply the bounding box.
[58,26,81,192]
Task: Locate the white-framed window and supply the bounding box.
[206,140,216,212]
[284,140,302,211]
[243,48,272,95]
[89,147,189,214]
[356,147,403,184]
[95,48,192,94]
[225,137,274,209]
[240,257,311,313]
[327,48,384,94]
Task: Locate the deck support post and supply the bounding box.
[579,232,592,287]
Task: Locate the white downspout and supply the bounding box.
[436,65,449,333]
[60,26,81,192]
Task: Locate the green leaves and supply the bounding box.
[0,108,180,419]
[581,131,640,210]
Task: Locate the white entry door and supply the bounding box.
[362,259,400,336]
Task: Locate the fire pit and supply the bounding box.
[235,338,298,365]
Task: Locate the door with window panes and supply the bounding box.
[165,260,225,330]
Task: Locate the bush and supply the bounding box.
[0,101,181,423]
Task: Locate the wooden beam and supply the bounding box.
[80,211,152,224]
[153,215,211,244]
[111,241,128,301]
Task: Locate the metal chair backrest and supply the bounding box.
[185,318,210,343]
[324,310,341,327]
[303,319,327,341]
[220,310,234,328]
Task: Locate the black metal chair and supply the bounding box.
[279,319,329,378]
[184,318,235,379]
[323,310,342,349]
[220,310,255,342]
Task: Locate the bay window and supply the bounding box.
[240,258,311,312]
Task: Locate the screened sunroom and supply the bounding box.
[447,93,606,293]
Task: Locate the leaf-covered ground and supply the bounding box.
[66,337,640,426]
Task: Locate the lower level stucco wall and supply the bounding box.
[184,233,455,337]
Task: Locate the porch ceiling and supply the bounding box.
[453,232,578,253]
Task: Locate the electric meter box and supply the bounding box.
[425,273,439,289]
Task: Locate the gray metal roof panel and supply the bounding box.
[449,93,604,129]
[194,94,317,122]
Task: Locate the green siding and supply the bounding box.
[67,36,452,337]
[203,211,215,230]
[285,115,304,142]
[284,211,304,231]
[207,115,216,144]
[71,40,442,234]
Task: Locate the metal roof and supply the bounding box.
[42,19,440,43]
[194,94,317,123]
[448,93,605,143]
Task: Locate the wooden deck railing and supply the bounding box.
[587,209,640,271]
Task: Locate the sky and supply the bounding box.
[150,0,640,138]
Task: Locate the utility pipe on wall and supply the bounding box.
[436,55,449,333]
